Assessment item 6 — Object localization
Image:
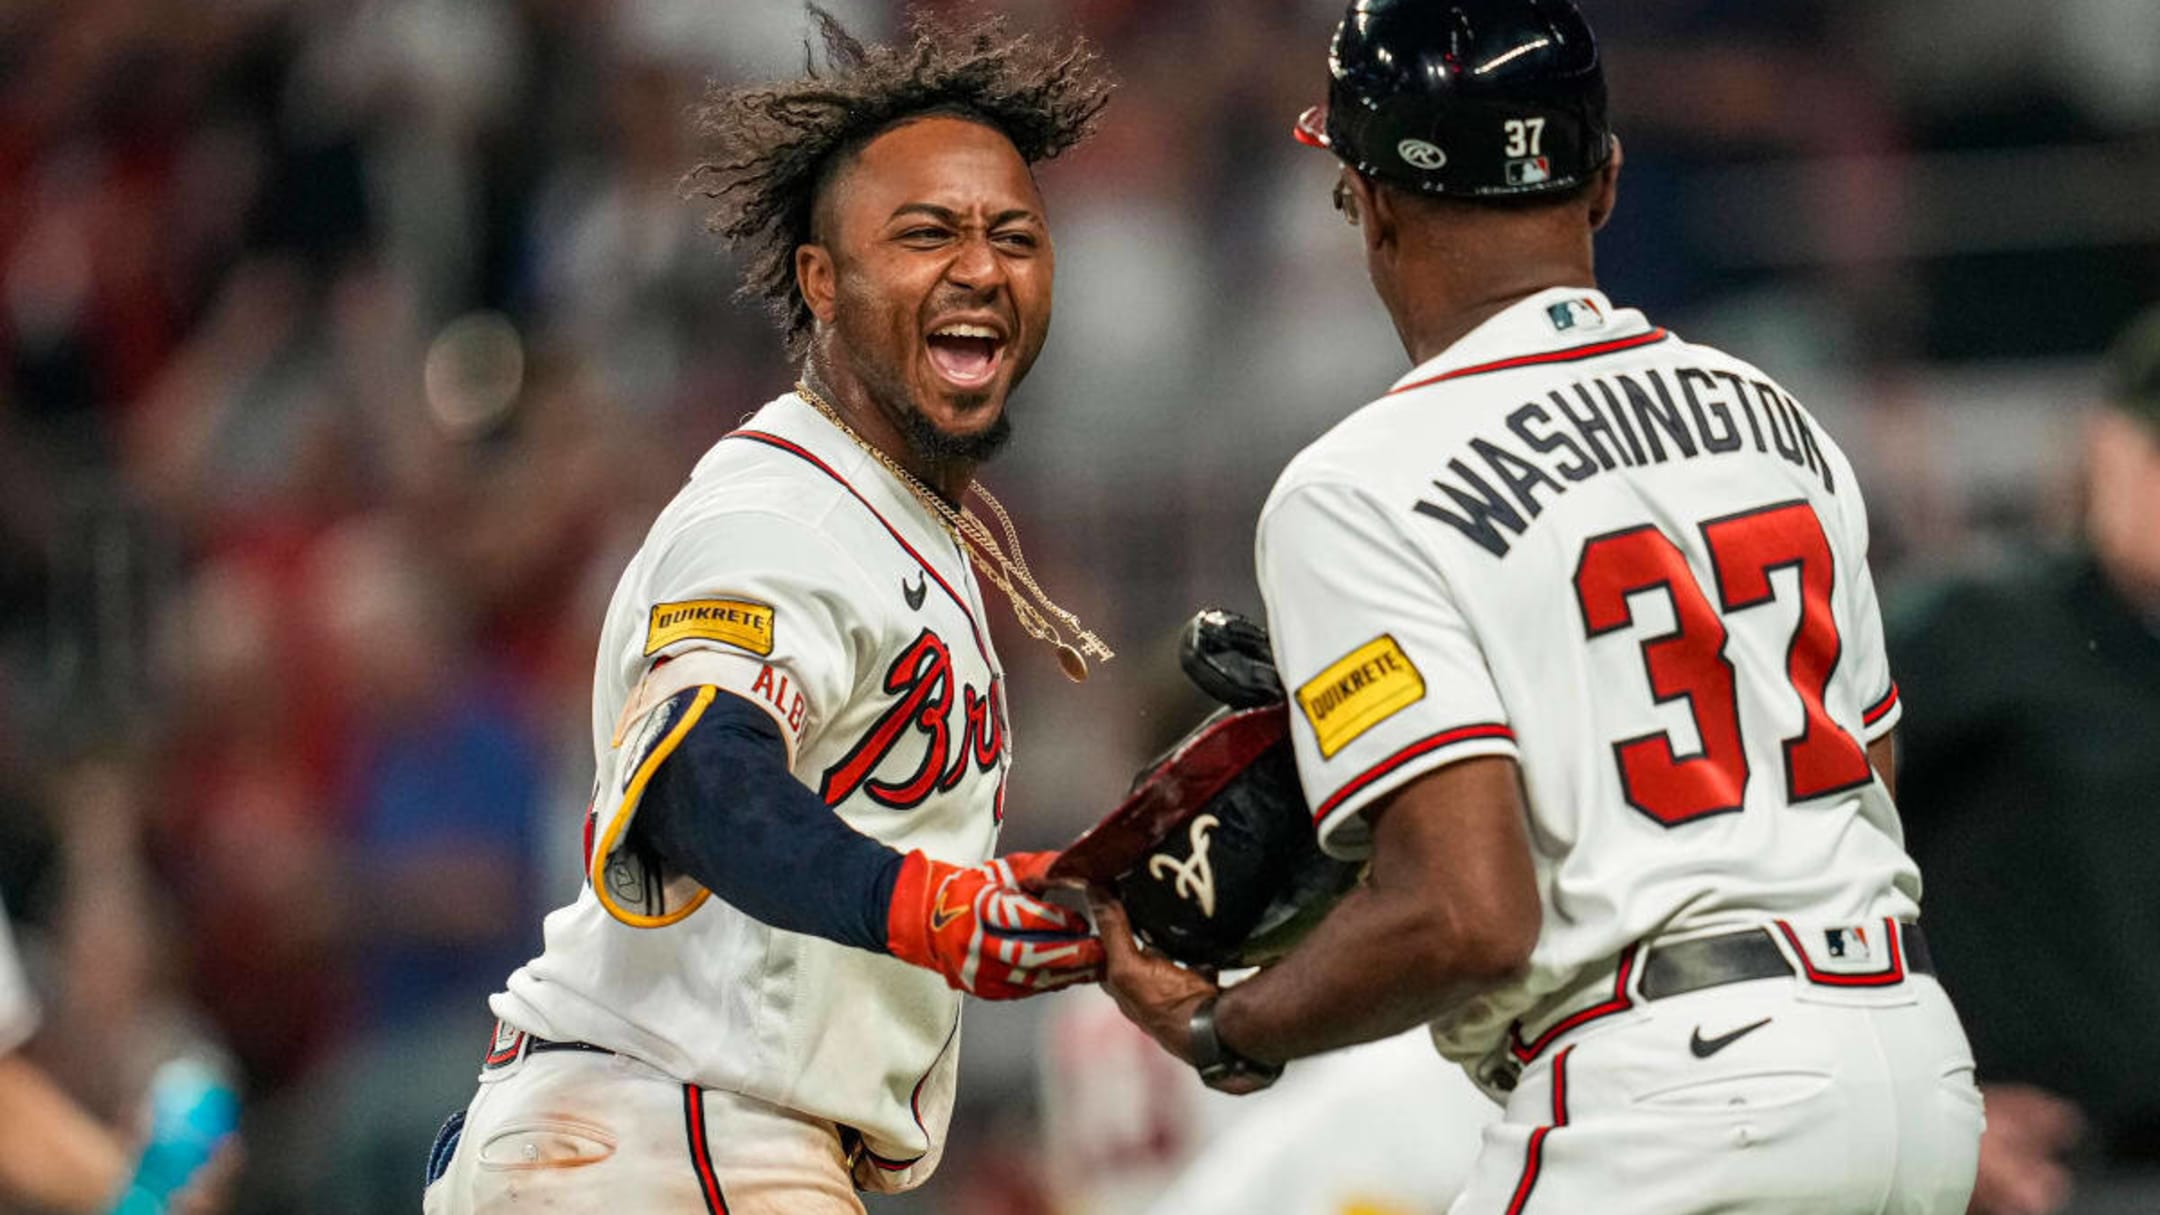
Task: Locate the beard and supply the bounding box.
[900,403,1013,466]
[824,280,1022,470]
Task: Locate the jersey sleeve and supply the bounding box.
[1825,463,1901,742]
[589,507,882,928]
[625,507,880,764]
[1257,481,1519,859]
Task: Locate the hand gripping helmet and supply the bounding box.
[1050,611,1362,970]
[1294,0,1612,199]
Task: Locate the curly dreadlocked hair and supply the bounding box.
[686,6,1113,361]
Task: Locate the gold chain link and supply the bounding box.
[794,381,1114,682]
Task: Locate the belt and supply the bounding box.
[1640,921,1932,1001]
[1504,918,1932,1071]
[527,1037,613,1057]
[483,1022,614,1071]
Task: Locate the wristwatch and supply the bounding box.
[1187,995,1283,1094]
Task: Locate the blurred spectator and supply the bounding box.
[1889,306,2160,1214]
[0,901,138,1211]
[0,762,236,1214]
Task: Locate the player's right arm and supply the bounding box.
[598,505,1100,1001]
[1093,479,1540,1065]
[631,699,1100,999]
[1096,752,1540,1066]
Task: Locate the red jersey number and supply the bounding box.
[1574,500,1872,827]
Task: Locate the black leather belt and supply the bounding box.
[526,1037,613,1057]
[483,1027,613,1070]
[1638,922,1932,1001]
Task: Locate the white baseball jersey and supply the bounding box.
[494,390,1012,1172]
[1257,287,1917,1070]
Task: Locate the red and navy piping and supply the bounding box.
[1392,329,1673,396]
[1312,722,1517,826]
[1503,1045,1574,1215]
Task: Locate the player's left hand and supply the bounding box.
[886,851,1105,1000]
[1087,889,1220,1065]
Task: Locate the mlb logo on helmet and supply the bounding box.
[1506,156,1553,186]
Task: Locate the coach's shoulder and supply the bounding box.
[1264,388,1465,508]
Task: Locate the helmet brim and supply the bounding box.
[1292,104,1332,150]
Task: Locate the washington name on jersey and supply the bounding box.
[1412,325,1842,561]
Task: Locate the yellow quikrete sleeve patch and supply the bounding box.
[645,598,775,657]
[1296,634,1426,758]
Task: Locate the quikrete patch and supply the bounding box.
[1296,635,1426,758]
[645,598,775,657]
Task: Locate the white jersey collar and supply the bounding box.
[1386,287,1659,396]
[736,390,966,560]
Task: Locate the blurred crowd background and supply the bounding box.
[0,0,2154,1212]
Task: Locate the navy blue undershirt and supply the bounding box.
[632,692,903,953]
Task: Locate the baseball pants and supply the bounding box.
[421,1038,864,1215]
[1449,972,1981,1214]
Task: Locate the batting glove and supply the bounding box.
[886,851,1105,1000]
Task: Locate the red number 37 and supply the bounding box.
[1572,500,1873,827]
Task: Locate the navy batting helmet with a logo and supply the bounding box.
[1295,0,1613,199]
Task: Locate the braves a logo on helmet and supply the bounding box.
[1147,814,1221,918]
[820,629,1006,810]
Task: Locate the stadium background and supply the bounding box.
[0,0,2154,1211]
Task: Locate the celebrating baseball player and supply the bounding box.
[1089,2,1984,1212]
[421,10,1114,1213]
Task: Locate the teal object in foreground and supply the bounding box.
[109,1058,239,1215]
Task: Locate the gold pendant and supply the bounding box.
[1056,644,1089,683]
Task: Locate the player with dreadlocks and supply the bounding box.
[423,9,1114,1213]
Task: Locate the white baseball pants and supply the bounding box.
[1450,974,1982,1214]
[421,1044,864,1215]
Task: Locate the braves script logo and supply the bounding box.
[1147,814,1221,918]
[821,629,1006,809]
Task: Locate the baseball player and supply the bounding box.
[1093,2,1983,1212]
[421,12,1113,1213]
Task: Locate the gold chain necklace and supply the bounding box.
[794,380,1114,683]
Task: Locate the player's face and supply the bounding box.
[820,117,1054,459]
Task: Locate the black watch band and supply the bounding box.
[1187,995,1283,1094]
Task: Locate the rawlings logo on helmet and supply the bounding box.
[1397,138,1447,170]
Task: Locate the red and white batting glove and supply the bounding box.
[886,851,1104,1000]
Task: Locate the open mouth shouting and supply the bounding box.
[924,318,1009,393]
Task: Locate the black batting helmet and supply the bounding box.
[1295,0,1612,199]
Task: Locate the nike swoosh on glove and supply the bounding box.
[886,851,1105,1000]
